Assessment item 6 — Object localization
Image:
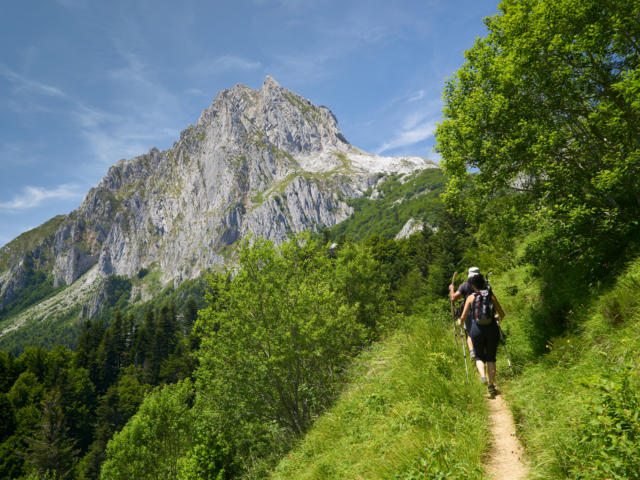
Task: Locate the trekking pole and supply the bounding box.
[449,271,458,346]
[486,271,514,374]
[449,271,469,381]
[496,320,513,374]
[459,323,470,382]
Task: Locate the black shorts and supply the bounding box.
[469,321,500,362]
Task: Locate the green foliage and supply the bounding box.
[190,235,387,477]
[23,390,79,480]
[0,269,208,355]
[272,308,487,480]
[100,380,194,480]
[566,368,640,480]
[394,445,483,480]
[498,251,640,479]
[437,0,640,275]
[0,253,64,322]
[324,169,445,242]
[76,372,149,480]
[100,277,132,316]
[0,215,66,273]
[0,288,200,480]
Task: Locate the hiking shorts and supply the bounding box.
[469,321,500,362]
[464,315,473,335]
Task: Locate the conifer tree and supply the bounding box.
[24,390,78,480]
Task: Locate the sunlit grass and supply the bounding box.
[271,304,489,480]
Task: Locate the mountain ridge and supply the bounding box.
[0,76,437,329]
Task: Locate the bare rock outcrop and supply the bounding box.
[0,76,438,319]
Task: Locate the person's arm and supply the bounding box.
[491,293,505,319]
[458,295,473,326]
[449,283,463,302]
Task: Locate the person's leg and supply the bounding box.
[486,324,500,395]
[487,361,496,385]
[464,319,475,359]
[475,359,486,380]
[470,324,486,381]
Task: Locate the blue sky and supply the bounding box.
[0,0,499,247]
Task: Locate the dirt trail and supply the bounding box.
[486,393,529,479]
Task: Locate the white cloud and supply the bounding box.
[0,184,83,210]
[402,110,432,130]
[195,55,262,75]
[376,120,437,154]
[408,90,425,102]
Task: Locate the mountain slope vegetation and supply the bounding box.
[2,0,640,478]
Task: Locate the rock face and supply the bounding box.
[0,76,437,313]
[395,218,425,240]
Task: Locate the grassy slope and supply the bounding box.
[489,257,640,479]
[269,245,640,480]
[271,305,488,480]
[0,215,67,273]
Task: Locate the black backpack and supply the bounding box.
[471,287,495,326]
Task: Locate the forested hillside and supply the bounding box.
[1,0,639,479]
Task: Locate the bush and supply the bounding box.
[567,368,640,480]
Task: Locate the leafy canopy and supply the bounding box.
[436,0,640,270]
[190,234,388,476]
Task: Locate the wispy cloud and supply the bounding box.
[0,142,42,167]
[1,60,177,176]
[194,55,263,75]
[73,46,186,171]
[408,90,426,102]
[376,120,437,155]
[0,63,67,99]
[0,184,83,211]
[185,87,207,97]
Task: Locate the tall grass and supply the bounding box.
[496,257,640,479]
[270,302,489,480]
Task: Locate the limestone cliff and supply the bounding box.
[0,76,437,316]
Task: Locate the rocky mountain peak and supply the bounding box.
[0,77,437,327]
[196,76,349,157]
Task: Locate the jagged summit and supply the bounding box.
[0,77,437,331]
[195,75,349,157]
[263,75,280,87]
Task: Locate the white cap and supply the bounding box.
[468,267,480,278]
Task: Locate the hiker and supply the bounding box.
[449,267,481,357]
[457,273,505,396]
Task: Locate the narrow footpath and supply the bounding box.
[486,393,529,479]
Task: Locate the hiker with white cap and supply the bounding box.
[457,273,505,396]
[449,267,481,357]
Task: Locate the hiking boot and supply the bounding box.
[481,376,488,384]
[488,384,498,397]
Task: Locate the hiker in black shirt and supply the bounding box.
[449,267,481,357]
[458,273,505,396]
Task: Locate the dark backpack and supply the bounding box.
[471,288,495,326]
